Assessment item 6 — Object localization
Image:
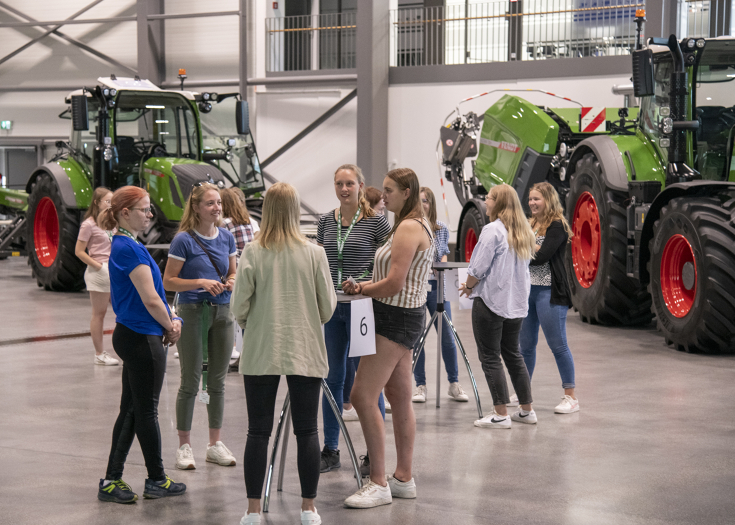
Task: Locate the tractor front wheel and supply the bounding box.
[459,207,485,262]
[27,174,85,291]
[649,196,735,353]
[565,153,652,325]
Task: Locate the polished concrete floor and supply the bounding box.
[1,256,734,525]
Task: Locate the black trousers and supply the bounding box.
[243,375,322,499]
[471,298,533,407]
[105,323,166,481]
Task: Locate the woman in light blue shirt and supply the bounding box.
[459,184,537,429]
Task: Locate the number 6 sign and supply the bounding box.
[349,298,376,357]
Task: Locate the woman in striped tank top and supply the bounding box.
[342,168,434,509]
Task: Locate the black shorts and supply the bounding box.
[373,299,426,350]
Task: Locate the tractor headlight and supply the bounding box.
[103,88,110,97]
[199,102,212,113]
[203,92,210,101]
[660,138,671,148]
[103,147,113,161]
[210,93,218,101]
[110,89,117,97]
[225,150,233,163]
[662,117,673,134]
[686,39,696,49]
[696,39,706,48]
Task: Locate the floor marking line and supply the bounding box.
[0,329,114,347]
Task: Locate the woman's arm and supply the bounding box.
[530,222,567,266]
[130,264,175,332]
[224,254,237,291]
[74,239,102,270]
[163,258,225,296]
[459,274,479,297]
[359,220,424,298]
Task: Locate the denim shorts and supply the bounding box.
[373,299,426,349]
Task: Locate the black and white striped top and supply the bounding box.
[317,210,391,289]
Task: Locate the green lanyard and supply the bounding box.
[336,207,361,285]
[116,227,140,244]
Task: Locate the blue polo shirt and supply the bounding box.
[109,235,170,336]
[168,228,236,305]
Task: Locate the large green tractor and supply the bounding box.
[0,76,265,291]
[441,28,735,353]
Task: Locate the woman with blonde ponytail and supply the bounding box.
[459,184,537,429]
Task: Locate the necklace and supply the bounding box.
[117,227,140,244]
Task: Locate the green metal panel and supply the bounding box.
[56,158,93,208]
[474,95,559,189]
[141,157,218,221]
[0,188,28,211]
[609,131,667,185]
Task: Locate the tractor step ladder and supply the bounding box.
[0,215,27,255]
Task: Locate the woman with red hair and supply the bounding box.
[96,186,186,503]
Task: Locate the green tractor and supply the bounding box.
[441,26,735,353]
[0,76,265,291]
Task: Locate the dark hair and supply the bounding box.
[84,187,112,223]
[98,186,148,230]
[221,187,251,226]
[386,168,422,236]
[364,186,383,209]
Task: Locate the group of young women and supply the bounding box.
[79,162,578,524]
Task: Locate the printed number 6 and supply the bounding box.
[360,317,367,336]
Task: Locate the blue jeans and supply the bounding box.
[519,285,576,389]
[413,280,459,386]
[323,302,385,451]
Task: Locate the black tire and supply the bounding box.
[648,195,735,354]
[458,206,485,262]
[26,174,85,291]
[565,153,652,325]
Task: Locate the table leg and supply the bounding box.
[263,393,290,513]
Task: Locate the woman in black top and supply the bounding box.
[518,182,580,414]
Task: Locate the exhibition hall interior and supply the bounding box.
[1,1,734,524]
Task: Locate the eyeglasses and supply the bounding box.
[130,207,153,214]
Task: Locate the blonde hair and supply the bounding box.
[178,183,222,233]
[334,164,375,218]
[489,184,535,261]
[420,186,441,232]
[529,182,573,240]
[221,187,251,226]
[84,187,112,223]
[387,167,423,236]
[98,186,148,231]
[257,182,307,250]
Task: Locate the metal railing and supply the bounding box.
[266,12,356,73]
[390,0,644,67]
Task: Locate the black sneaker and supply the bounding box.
[143,475,187,499]
[97,479,138,504]
[319,445,341,473]
[354,453,370,478]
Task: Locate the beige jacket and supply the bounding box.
[232,240,336,377]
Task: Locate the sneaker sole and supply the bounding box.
[176,463,196,470]
[511,416,537,424]
[411,398,426,403]
[448,396,469,402]
[94,361,118,366]
[344,496,392,509]
[474,421,511,429]
[143,489,186,499]
[97,492,138,504]
[206,457,236,466]
[555,406,580,414]
[320,462,341,473]
[342,416,359,421]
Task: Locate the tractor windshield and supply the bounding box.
[640,53,673,161]
[694,40,735,180]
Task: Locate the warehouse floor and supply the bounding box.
[1,256,734,525]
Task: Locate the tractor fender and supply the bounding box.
[638,181,735,284]
[568,135,629,192]
[458,198,488,229]
[25,162,83,209]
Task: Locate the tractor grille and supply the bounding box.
[171,164,227,202]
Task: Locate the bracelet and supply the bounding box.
[172,316,183,325]
[465,284,474,291]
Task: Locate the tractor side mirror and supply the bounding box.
[236,100,250,135]
[71,95,89,131]
[632,49,654,97]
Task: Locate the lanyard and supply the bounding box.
[336,207,361,285]
[116,227,140,244]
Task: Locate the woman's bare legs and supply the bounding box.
[89,291,110,356]
[351,335,415,485]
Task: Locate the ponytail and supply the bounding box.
[98,207,117,231]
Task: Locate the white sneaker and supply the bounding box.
[206,441,237,466]
[176,444,196,470]
[474,412,511,429]
[507,393,519,407]
[555,395,580,414]
[344,480,393,508]
[240,512,261,525]
[301,508,322,525]
[342,406,359,421]
[174,352,179,359]
[387,474,416,499]
[511,409,537,424]
[448,382,469,402]
[412,385,427,403]
[231,347,240,360]
[94,352,119,366]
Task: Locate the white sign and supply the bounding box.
[349,298,376,357]
[457,268,475,311]
[443,269,460,303]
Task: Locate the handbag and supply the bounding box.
[188,231,227,284]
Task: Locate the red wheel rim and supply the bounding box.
[660,234,697,317]
[571,191,601,288]
[33,197,59,268]
[464,228,478,262]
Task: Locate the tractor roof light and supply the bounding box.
[109,88,117,97]
[696,39,706,48]
[102,88,110,97]
[210,93,218,101]
[662,117,674,134]
[686,39,696,49]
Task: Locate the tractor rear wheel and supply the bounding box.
[565,153,652,325]
[459,207,484,262]
[649,195,735,353]
[26,174,85,291]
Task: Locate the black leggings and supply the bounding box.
[243,375,322,499]
[105,323,166,481]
